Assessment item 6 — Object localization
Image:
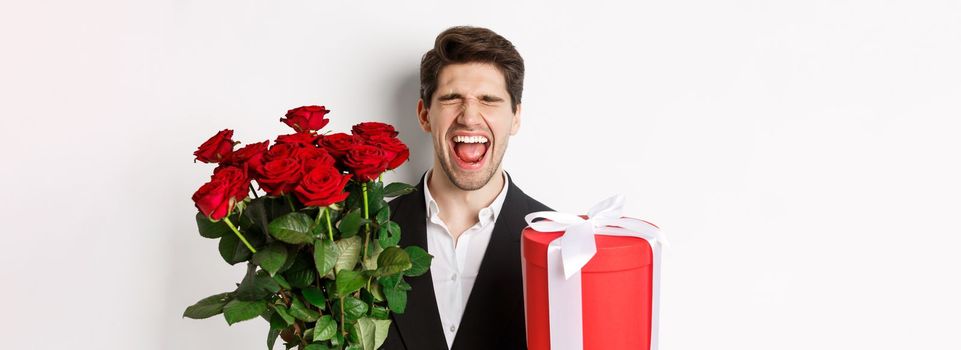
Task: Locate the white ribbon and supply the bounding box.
[523,194,667,350]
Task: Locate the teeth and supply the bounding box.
[453,135,489,144]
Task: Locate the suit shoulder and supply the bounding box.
[508,176,553,213]
[526,195,553,213]
[387,187,421,211]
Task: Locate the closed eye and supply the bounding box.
[480,95,504,103]
[437,93,463,105]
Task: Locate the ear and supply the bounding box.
[417,99,431,132]
[509,103,522,135]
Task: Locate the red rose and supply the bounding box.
[256,157,302,196]
[365,134,409,170]
[343,144,389,182]
[318,132,362,160]
[351,122,398,139]
[281,105,331,133]
[194,129,237,163]
[192,166,249,221]
[228,140,269,176]
[275,132,319,148]
[265,143,297,161]
[291,146,336,172]
[294,163,352,207]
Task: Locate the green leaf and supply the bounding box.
[369,280,385,302]
[280,249,315,288]
[398,276,412,290]
[366,181,385,216]
[182,292,232,319]
[236,268,281,301]
[352,317,376,350]
[377,222,401,248]
[268,310,286,330]
[335,270,366,296]
[304,343,331,350]
[342,296,368,320]
[313,315,337,341]
[218,231,252,265]
[268,212,314,244]
[345,183,363,212]
[334,236,362,272]
[314,238,339,276]
[289,296,319,322]
[284,268,316,289]
[245,196,291,240]
[337,208,363,237]
[301,287,327,310]
[404,246,432,277]
[382,276,410,314]
[378,274,401,290]
[253,242,289,276]
[270,304,295,326]
[383,286,408,314]
[196,212,229,238]
[370,305,389,319]
[371,318,391,349]
[362,241,383,271]
[223,299,268,325]
[272,274,291,289]
[259,303,274,322]
[310,220,328,239]
[384,182,416,197]
[276,246,299,275]
[267,327,281,349]
[329,331,344,349]
[375,247,411,277]
[375,206,389,225]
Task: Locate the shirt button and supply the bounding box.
[450,274,457,281]
[449,324,456,332]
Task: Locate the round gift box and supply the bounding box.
[522,216,655,350]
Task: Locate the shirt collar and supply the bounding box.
[423,168,509,226]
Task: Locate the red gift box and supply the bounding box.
[522,217,658,350]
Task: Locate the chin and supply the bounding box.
[440,154,500,192]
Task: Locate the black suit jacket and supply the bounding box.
[380,170,553,350]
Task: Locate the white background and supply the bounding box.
[2,1,959,349]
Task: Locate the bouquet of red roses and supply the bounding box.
[182,105,430,350]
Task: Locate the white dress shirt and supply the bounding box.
[423,168,509,349]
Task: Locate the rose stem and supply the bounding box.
[339,296,346,338]
[314,207,334,242]
[285,195,296,212]
[362,181,370,261]
[223,216,257,253]
[314,204,344,337]
[325,208,334,242]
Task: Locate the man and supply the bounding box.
[382,26,553,350]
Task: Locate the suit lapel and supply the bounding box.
[451,171,530,349]
[389,171,448,349]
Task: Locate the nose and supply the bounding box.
[456,97,485,127]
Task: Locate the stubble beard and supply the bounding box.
[437,137,505,192]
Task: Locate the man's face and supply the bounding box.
[418,62,521,191]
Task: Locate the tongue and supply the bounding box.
[454,143,486,163]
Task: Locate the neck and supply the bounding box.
[427,165,505,216]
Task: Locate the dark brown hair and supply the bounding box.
[420,26,525,113]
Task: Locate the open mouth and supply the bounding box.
[449,134,490,170]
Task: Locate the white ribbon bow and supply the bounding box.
[523,194,666,350]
